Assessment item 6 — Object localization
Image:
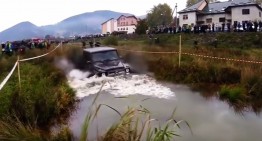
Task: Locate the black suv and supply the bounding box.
[83,47,130,77]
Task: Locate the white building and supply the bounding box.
[101,18,117,34]
[101,15,138,34]
[116,15,138,34]
[178,0,262,27]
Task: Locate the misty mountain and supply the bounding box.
[0,22,44,42]
[0,10,133,42]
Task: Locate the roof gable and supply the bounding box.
[179,0,208,13]
[101,18,114,25]
[117,15,127,20]
[117,15,137,20]
[179,0,260,14]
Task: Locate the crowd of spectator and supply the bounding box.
[148,20,262,34]
[1,39,54,56]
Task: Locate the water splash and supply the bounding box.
[67,69,175,99]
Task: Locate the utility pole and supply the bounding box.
[175,3,178,32]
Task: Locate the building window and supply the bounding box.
[126,27,128,30]
[118,28,119,31]
[126,22,128,25]
[242,9,250,15]
[131,21,133,24]
[260,12,261,17]
[206,18,212,23]
[219,17,225,22]
[183,15,188,20]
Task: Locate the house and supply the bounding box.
[101,15,138,34]
[101,18,117,34]
[116,15,138,34]
[178,0,262,28]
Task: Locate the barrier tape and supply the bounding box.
[118,48,179,54]
[19,43,61,62]
[0,43,62,91]
[0,62,18,91]
[181,52,262,64]
[118,49,262,64]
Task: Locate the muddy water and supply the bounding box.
[68,74,262,141]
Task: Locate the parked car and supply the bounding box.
[83,47,130,77]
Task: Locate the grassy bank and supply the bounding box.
[112,33,262,113]
[0,46,76,133]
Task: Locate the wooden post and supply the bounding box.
[179,35,182,67]
[61,41,63,52]
[17,56,21,89]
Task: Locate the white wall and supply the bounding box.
[198,13,231,26]
[106,22,111,33]
[231,6,262,23]
[113,20,117,31]
[117,25,136,34]
[179,12,197,27]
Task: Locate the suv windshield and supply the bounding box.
[91,50,119,62]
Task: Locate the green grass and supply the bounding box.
[0,46,76,131]
[219,85,246,103]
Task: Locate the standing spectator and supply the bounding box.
[82,41,86,48]
[212,23,215,32]
[254,21,258,32]
[1,42,5,53]
[242,21,246,31]
[237,22,241,32]
[222,22,225,32]
[227,22,231,32]
[248,21,253,32]
[259,21,262,31]
[233,21,237,32]
[5,41,13,55]
[208,24,211,32]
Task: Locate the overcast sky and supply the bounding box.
[0,0,187,32]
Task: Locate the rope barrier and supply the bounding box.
[118,48,179,54]
[0,43,62,91]
[182,52,262,64]
[0,62,18,91]
[118,49,262,64]
[19,43,61,62]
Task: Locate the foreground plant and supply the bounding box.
[0,117,46,141]
[79,83,192,141]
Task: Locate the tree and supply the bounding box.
[135,19,148,35]
[146,3,173,27]
[186,0,217,7]
[255,0,262,5]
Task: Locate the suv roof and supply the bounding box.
[83,47,116,53]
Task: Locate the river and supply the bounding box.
[67,70,262,141]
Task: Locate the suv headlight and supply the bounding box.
[125,68,130,73]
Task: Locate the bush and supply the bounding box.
[103,36,118,46]
[246,76,262,97]
[219,85,245,103]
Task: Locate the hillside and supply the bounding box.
[0,10,134,42]
[0,22,44,42]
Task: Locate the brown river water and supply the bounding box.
[67,74,262,141]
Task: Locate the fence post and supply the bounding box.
[179,34,182,68]
[17,56,21,89]
[60,41,63,52]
